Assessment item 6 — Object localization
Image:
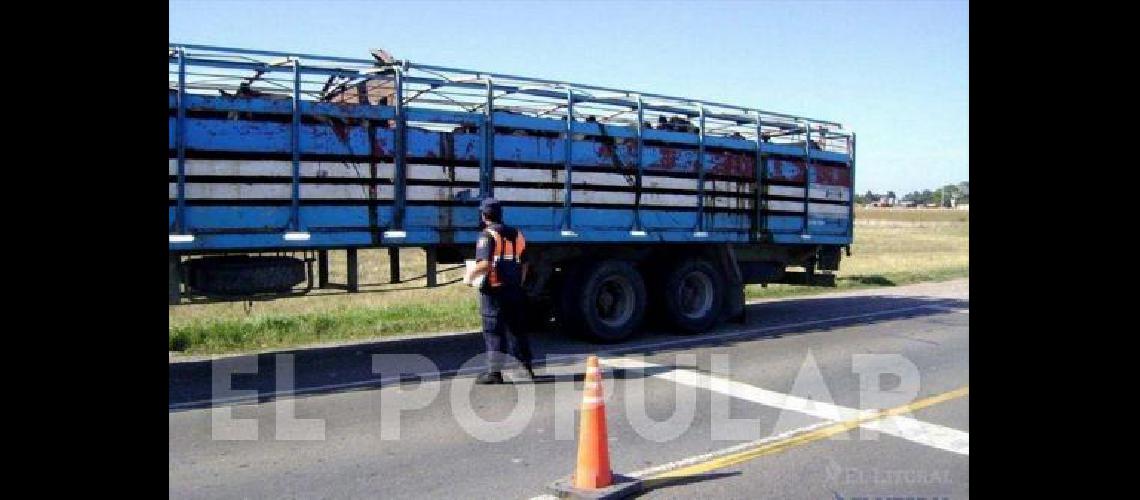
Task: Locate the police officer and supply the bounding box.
[464,198,536,384]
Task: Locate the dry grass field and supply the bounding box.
[169,207,968,355]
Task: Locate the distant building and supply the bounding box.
[870,195,897,207]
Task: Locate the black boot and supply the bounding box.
[476,371,505,385]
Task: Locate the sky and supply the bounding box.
[170,0,968,195]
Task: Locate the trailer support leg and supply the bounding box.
[317,250,329,288]
[347,248,359,293]
[306,256,314,290]
[389,247,400,284]
[425,247,437,287]
[169,255,182,305]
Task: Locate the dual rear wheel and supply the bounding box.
[558,257,726,343]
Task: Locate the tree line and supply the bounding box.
[853,181,969,207]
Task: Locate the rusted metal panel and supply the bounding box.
[811,164,852,187]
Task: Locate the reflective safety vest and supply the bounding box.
[484,227,527,288]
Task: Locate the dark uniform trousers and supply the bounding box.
[480,289,533,372]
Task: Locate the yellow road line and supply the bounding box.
[646,386,969,485]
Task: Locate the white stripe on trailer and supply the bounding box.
[767,200,806,213]
[764,200,852,218]
[170,161,759,203]
[765,185,851,202]
[495,167,630,187]
[708,197,755,210]
[810,185,851,202]
[491,187,563,204]
[170,183,392,200]
[494,167,567,185]
[809,203,850,216]
[169,159,377,179]
[169,181,765,209]
[405,185,480,202]
[494,188,754,209]
[644,175,701,192]
[494,166,751,194]
[379,164,481,183]
[641,192,699,207]
[493,187,636,205]
[168,184,762,208]
[767,185,805,198]
[172,159,488,183]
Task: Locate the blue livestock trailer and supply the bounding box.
[168,44,855,342]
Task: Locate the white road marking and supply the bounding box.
[601,357,969,456]
[169,303,966,410]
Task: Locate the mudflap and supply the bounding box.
[716,245,747,324]
[724,284,746,324]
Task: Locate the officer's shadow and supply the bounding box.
[504,365,683,384]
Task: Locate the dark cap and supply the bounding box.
[479,197,502,216]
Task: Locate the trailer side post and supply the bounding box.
[290,58,302,232]
[169,254,182,305]
[389,247,400,284]
[425,247,437,287]
[560,88,574,233]
[633,95,644,234]
[317,250,329,288]
[306,258,315,291]
[802,122,812,236]
[481,78,494,197]
[848,132,856,238]
[347,248,359,293]
[393,67,407,230]
[754,111,765,241]
[695,105,707,234]
[174,49,187,234]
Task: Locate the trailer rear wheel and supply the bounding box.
[565,260,647,343]
[662,258,725,334]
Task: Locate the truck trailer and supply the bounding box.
[168,44,855,343]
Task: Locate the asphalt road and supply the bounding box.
[169,279,969,499]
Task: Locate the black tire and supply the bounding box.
[555,265,587,336]
[662,257,725,334]
[571,260,647,343]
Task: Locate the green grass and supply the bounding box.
[853,206,970,223]
[169,208,968,356]
[170,296,480,355]
[745,266,969,300]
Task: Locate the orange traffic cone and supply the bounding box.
[547,355,641,499]
[573,355,613,489]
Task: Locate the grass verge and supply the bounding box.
[170,296,479,355]
[745,266,969,300]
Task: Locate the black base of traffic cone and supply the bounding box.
[547,473,642,500]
